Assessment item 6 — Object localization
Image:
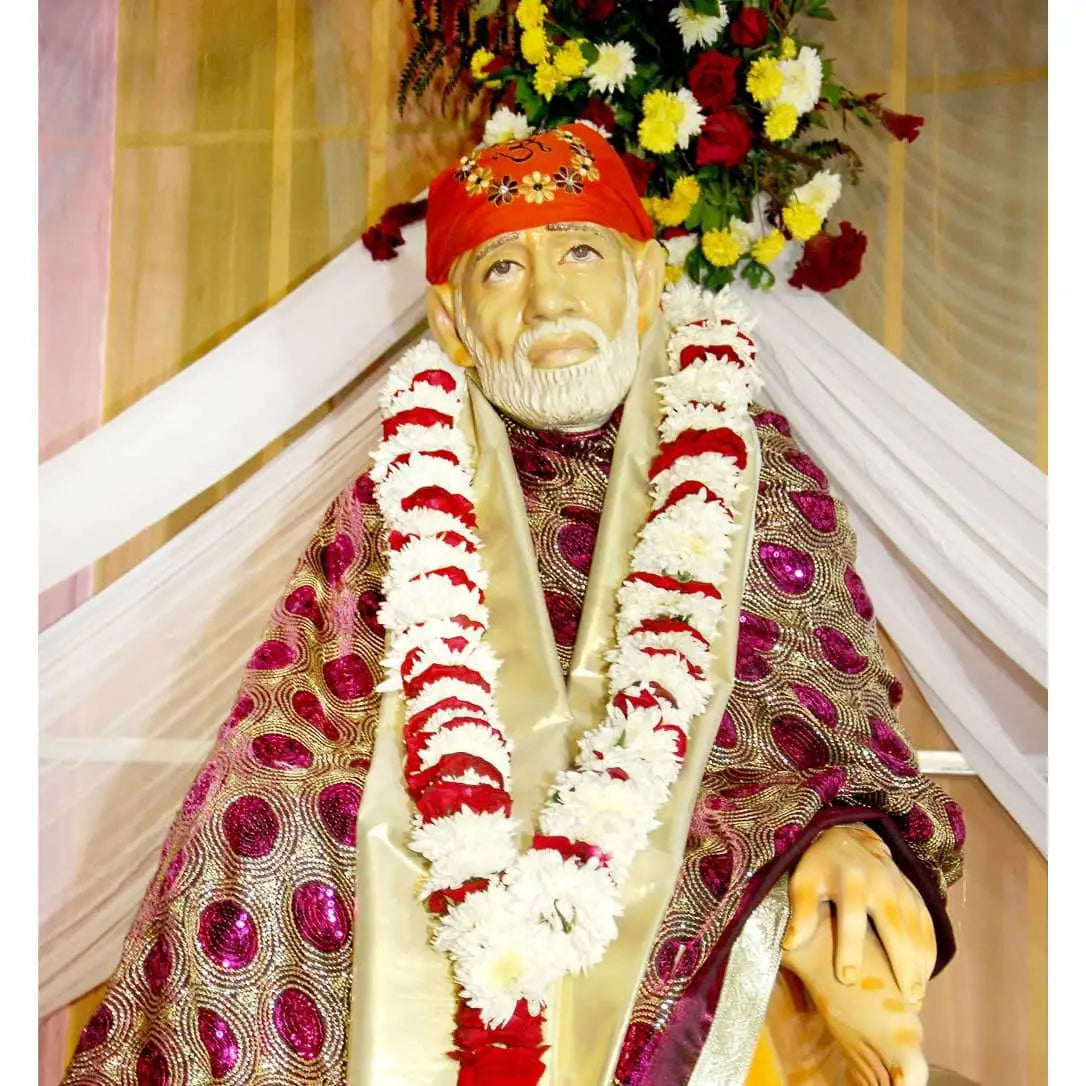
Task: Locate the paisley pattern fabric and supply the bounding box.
[62,409,963,1086]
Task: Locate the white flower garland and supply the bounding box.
[372,284,760,1028]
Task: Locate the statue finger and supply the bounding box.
[871,886,923,1003]
[833,872,869,984]
[782,879,824,950]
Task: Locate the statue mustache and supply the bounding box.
[513,318,609,368]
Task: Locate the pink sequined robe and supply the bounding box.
[62,405,964,1086]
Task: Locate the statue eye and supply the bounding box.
[484,258,518,282]
[566,243,602,262]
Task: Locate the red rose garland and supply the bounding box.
[371,283,760,1084]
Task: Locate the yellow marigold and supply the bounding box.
[555,39,587,79]
[642,89,685,126]
[746,57,782,104]
[664,264,684,284]
[751,228,786,265]
[782,201,822,241]
[702,229,742,268]
[638,115,679,155]
[672,175,701,206]
[516,0,544,30]
[533,62,563,100]
[780,37,797,60]
[470,48,495,82]
[765,103,798,141]
[521,26,550,66]
[649,195,689,228]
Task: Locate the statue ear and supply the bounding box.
[426,283,473,368]
[629,238,666,334]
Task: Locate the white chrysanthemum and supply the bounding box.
[370,425,473,483]
[662,233,698,267]
[504,851,621,970]
[658,401,736,442]
[406,675,495,718]
[375,455,473,511]
[410,704,501,739]
[385,380,460,418]
[708,289,758,334]
[586,40,636,93]
[378,578,487,636]
[792,169,842,219]
[631,503,733,583]
[437,888,559,1024]
[660,279,714,328]
[775,46,823,116]
[541,772,662,879]
[482,106,534,147]
[616,582,723,643]
[668,2,727,50]
[659,357,754,414]
[400,636,499,685]
[387,536,488,591]
[597,706,687,766]
[675,87,706,149]
[578,730,683,791]
[419,722,511,777]
[386,504,478,540]
[623,623,714,674]
[379,342,462,408]
[650,453,747,512]
[380,618,488,688]
[411,810,519,892]
[607,644,710,720]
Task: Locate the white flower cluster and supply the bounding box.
[669,2,728,51]
[372,317,758,1028]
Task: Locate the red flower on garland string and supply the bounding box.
[788,221,868,293]
[361,199,429,261]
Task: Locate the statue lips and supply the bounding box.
[526,330,597,369]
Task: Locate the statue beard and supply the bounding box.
[454,268,641,432]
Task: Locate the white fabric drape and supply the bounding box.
[38,229,1047,1014]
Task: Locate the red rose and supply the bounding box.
[880,108,924,143]
[788,221,868,292]
[455,1043,547,1086]
[572,0,616,21]
[454,1000,545,1050]
[688,50,742,112]
[579,98,616,133]
[695,109,752,168]
[729,8,769,48]
[619,152,656,197]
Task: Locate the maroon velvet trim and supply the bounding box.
[634,805,955,1086]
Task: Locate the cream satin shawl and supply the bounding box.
[347,318,779,1085]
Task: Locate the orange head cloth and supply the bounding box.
[425,123,655,285]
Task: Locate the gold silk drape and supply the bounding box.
[42,2,1046,1084]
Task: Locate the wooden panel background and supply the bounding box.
[39,1,1046,1084]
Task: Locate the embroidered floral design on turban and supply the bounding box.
[425,123,655,284]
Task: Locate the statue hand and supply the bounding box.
[780,915,928,1086]
[782,824,937,1004]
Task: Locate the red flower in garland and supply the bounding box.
[788,221,868,293]
[454,1042,547,1086]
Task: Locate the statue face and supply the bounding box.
[449,222,643,431]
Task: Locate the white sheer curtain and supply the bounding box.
[38,227,1048,1015]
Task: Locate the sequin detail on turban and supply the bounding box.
[425,123,655,284]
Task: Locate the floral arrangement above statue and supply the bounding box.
[377,0,924,293]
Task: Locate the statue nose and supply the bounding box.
[525,264,576,323]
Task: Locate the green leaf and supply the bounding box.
[687,0,723,16]
[472,0,501,16]
[580,40,600,64]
